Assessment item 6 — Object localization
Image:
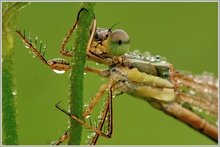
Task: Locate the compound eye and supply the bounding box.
[107,29,130,56]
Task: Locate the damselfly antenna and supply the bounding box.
[108,22,120,33]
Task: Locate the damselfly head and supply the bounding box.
[107,29,130,56]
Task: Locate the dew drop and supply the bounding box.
[94,121,97,127]
[150,56,155,62]
[25,45,30,49]
[161,56,167,63]
[133,49,140,55]
[98,114,102,119]
[50,141,57,145]
[12,90,17,96]
[155,55,161,62]
[29,32,32,42]
[198,108,203,112]
[53,69,65,74]
[143,51,151,57]
[84,103,89,107]
[91,132,96,137]
[205,111,210,115]
[192,106,198,110]
[85,114,91,119]
[189,90,196,95]
[32,43,36,49]
[85,140,92,144]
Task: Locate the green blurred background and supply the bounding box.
[12,2,217,145]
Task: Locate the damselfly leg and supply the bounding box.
[16,30,71,72]
[55,70,127,145]
[16,8,94,73]
[89,91,123,145]
[55,131,68,145]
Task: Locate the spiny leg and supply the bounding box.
[55,80,116,141]
[60,8,89,57]
[16,30,71,72]
[83,84,108,118]
[59,6,111,65]
[55,101,111,138]
[87,79,115,145]
[55,80,124,145]
[59,7,105,66]
[16,30,48,65]
[89,94,110,145]
[82,67,110,118]
[54,88,111,145]
[90,91,123,145]
[53,68,110,145]
[54,96,109,146]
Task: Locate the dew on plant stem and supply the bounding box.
[84,103,89,107]
[12,89,17,96]
[32,54,36,58]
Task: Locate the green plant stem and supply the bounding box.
[68,2,95,145]
[2,2,30,145]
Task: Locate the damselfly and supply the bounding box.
[18,3,218,145]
